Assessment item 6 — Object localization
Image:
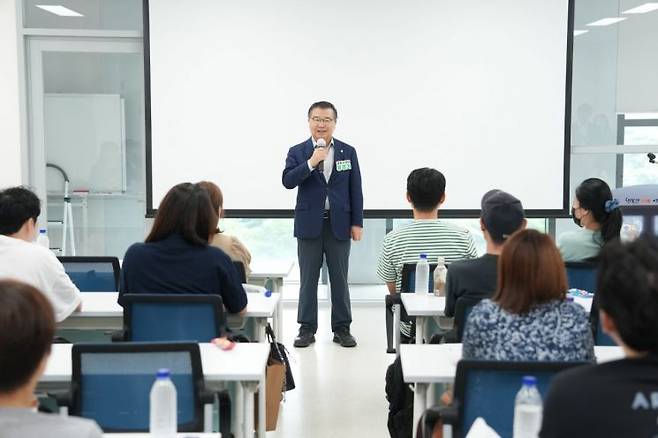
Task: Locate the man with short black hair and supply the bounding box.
[540,235,658,438]
[444,189,526,318]
[0,279,101,437]
[377,168,477,340]
[282,101,363,348]
[0,186,81,321]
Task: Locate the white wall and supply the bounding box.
[0,0,22,188]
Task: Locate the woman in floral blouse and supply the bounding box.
[462,229,594,362]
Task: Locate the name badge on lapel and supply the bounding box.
[336,159,352,171]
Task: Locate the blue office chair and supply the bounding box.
[58,256,120,292]
[385,263,439,353]
[119,294,226,342]
[565,261,598,294]
[432,360,587,438]
[53,342,230,434]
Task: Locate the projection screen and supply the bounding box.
[145,0,573,216]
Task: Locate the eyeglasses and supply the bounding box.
[310,116,334,124]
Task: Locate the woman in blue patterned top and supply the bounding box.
[462,229,594,362]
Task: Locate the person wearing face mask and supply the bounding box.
[558,178,623,262]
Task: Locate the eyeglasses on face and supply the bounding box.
[310,116,334,124]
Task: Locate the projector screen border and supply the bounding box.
[142,0,575,220]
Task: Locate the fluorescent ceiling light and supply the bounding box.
[573,30,589,36]
[587,17,627,26]
[35,5,83,17]
[623,2,658,14]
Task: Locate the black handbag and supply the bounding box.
[265,323,295,391]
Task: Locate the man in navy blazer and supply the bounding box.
[282,101,363,348]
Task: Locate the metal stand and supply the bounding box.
[46,163,76,256]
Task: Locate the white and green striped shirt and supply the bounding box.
[377,220,477,291]
[378,220,477,339]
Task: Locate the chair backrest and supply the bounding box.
[232,261,247,283]
[58,256,120,292]
[454,296,482,342]
[564,261,598,294]
[71,342,204,432]
[453,360,586,438]
[122,294,225,342]
[400,263,439,293]
[589,296,617,346]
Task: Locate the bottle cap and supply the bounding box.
[156,368,171,379]
[39,229,47,234]
[522,375,537,386]
[420,253,427,259]
[264,290,272,297]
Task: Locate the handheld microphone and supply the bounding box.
[315,138,326,172]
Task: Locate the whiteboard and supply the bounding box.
[45,93,126,193]
[146,0,571,214]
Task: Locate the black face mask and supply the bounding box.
[571,207,581,227]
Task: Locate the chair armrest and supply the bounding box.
[47,389,72,411]
[437,404,459,425]
[110,330,126,342]
[385,293,402,306]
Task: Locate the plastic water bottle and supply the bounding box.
[414,253,430,294]
[513,375,543,438]
[433,256,447,296]
[149,368,177,438]
[36,229,49,249]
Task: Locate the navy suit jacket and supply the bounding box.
[282,137,363,240]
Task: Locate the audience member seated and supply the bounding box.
[198,181,253,278]
[119,182,247,315]
[0,187,81,322]
[462,229,594,361]
[558,178,622,262]
[377,168,477,340]
[540,235,658,438]
[444,190,526,318]
[0,279,102,438]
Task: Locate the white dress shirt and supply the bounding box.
[307,137,335,210]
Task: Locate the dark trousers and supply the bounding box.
[297,217,352,333]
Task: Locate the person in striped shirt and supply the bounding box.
[377,167,477,340]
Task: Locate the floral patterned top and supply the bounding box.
[462,299,595,362]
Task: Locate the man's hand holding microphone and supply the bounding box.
[308,138,328,172]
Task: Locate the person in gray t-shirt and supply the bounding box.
[0,280,102,438]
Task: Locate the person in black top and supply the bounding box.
[119,183,247,315]
[540,235,658,438]
[444,190,526,318]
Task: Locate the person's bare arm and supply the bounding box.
[386,282,397,294]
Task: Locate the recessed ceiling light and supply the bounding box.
[623,2,658,14]
[35,5,84,17]
[573,30,589,36]
[586,17,627,26]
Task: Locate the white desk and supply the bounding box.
[58,292,280,342]
[399,294,446,345]
[248,260,294,340]
[399,294,593,346]
[40,343,268,438]
[400,343,624,438]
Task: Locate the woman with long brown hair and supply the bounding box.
[462,229,594,361]
[118,182,247,315]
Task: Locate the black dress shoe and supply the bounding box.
[333,329,357,347]
[293,331,315,348]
